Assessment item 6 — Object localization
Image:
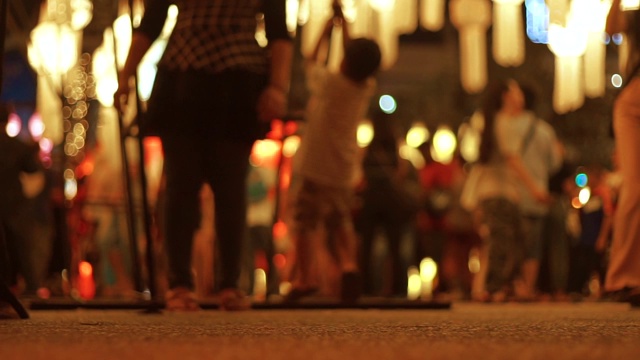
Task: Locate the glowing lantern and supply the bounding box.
[583,0,612,98]
[300,0,332,58]
[29,22,78,80]
[420,0,446,31]
[450,0,492,94]
[369,0,399,69]
[621,0,640,10]
[70,0,93,31]
[492,0,525,67]
[547,1,589,114]
[396,0,419,34]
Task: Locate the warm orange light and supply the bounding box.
[284,121,298,136]
[79,261,93,277]
[274,254,287,269]
[571,197,583,209]
[273,220,288,238]
[267,119,284,140]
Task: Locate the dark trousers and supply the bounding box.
[161,135,253,291]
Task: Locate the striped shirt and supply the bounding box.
[137,0,290,74]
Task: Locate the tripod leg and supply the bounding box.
[0,283,29,319]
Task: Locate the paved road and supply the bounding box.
[1,302,639,359]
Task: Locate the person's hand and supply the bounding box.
[257,85,288,123]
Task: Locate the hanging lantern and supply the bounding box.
[420,0,446,31]
[621,0,640,10]
[300,0,333,57]
[548,22,588,114]
[492,0,525,67]
[396,0,419,34]
[583,0,610,98]
[369,0,399,69]
[327,25,344,72]
[450,0,492,94]
[546,0,570,27]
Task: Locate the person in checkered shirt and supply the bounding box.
[115,0,293,311]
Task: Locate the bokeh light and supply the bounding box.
[575,172,588,188]
[579,186,591,205]
[406,122,429,148]
[6,113,21,137]
[612,33,624,45]
[379,94,397,114]
[611,74,623,88]
[430,126,457,164]
[357,120,374,148]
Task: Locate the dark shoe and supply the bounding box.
[340,272,362,304]
[283,287,318,303]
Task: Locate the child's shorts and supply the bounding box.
[290,178,354,233]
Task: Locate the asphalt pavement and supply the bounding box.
[1,302,639,360]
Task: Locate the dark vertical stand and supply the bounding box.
[0,0,28,320]
[110,0,161,313]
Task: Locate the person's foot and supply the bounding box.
[219,288,251,311]
[165,287,201,311]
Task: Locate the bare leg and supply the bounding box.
[291,228,320,290]
[334,224,358,273]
